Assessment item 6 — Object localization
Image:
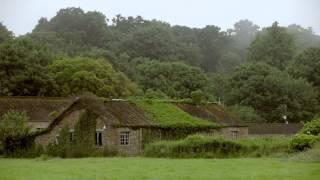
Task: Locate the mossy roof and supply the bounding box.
[0,96,72,122]
[176,103,246,127]
[133,100,219,129]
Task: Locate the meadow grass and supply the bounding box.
[0,157,319,180]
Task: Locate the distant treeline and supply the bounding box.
[0,7,319,123]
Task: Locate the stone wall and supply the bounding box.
[35,109,84,145]
[218,126,248,139]
[34,109,143,155]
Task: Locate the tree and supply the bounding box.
[197,25,231,72]
[120,22,178,60]
[228,19,259,61]
[33,7,108,48]
[135,61,208,98]
[288,48,320,88]
[48,57,138,98]
[248,22,295,70]
[0,111,31,142]
[231,19,260,48]
[0,22,13,43]
[0,37,55,96]
[0,111,32,155]
[191,90,205,104]
[287,24,320,52]
[228,63,318,122]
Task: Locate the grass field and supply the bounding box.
[0,157,319,180]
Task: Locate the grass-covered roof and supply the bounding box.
[133,100,219,129]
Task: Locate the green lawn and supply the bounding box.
[0,157,319,180]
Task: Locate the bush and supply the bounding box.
[228,105,264,122]
[191,90,205,105]
[145,135,245,158]
[0,111,35,157]
[299,119,320,136]
[237,136,291,157]
[290,134,320,151]
[145,135,292,158]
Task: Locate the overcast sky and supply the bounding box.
[0,0,319,36]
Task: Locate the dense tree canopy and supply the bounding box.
[1,7,320,122]
[288,48,320,89]
[0,22,13,44]
[134,61,208,98]
[228,63,318,122]
[0,37,55,96]
[48,57,137,98]
[248,22,295,70]
[34,8,107,46]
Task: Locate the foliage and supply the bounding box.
[46,110,99,158]
[228,62,318,122]
[290,134,320,152]
[33,7,108,48]
[228,105,263,122]
[191,90,206,105]
[73,110,98,156]
[0,110,37,157]
[288,48,320,89]
[145,135,291,158]
[237,136,291,157]
[48,57,138,98]
[0,37,55,96]
[248,22,295,70]
[144,135,244,158]
[299,119,320,136]
[287,24,320,52]
[0,111,31,142]
[135,60,208,98]
[144,89,168,99]
[134,100,217,128]
[0,22,13,43]
[290,142,320,162]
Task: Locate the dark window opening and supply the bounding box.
[95,131,103,146]
[69,132,74,142]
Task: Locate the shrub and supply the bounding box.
[237,136,291,156]
[299,119,320,136]
[145,135,245,158]
[228,105,264,122]
[145,135,292,158]
[0,111,35,157]
[290,134,320,151]
[191,90,205,105]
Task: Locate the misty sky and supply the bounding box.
[0,0,319,36]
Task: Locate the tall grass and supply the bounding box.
[144,135,292,158]
[289,142,320,162]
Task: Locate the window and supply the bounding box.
[69,130,74,143]
[95,131,103,146]
[231,131,239,140]
[120,131,130,145]
[55,135,60,144]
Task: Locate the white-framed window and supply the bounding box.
[231,131,239,140]
[120,131,130,145]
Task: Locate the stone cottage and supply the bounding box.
[0,96,248,155]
